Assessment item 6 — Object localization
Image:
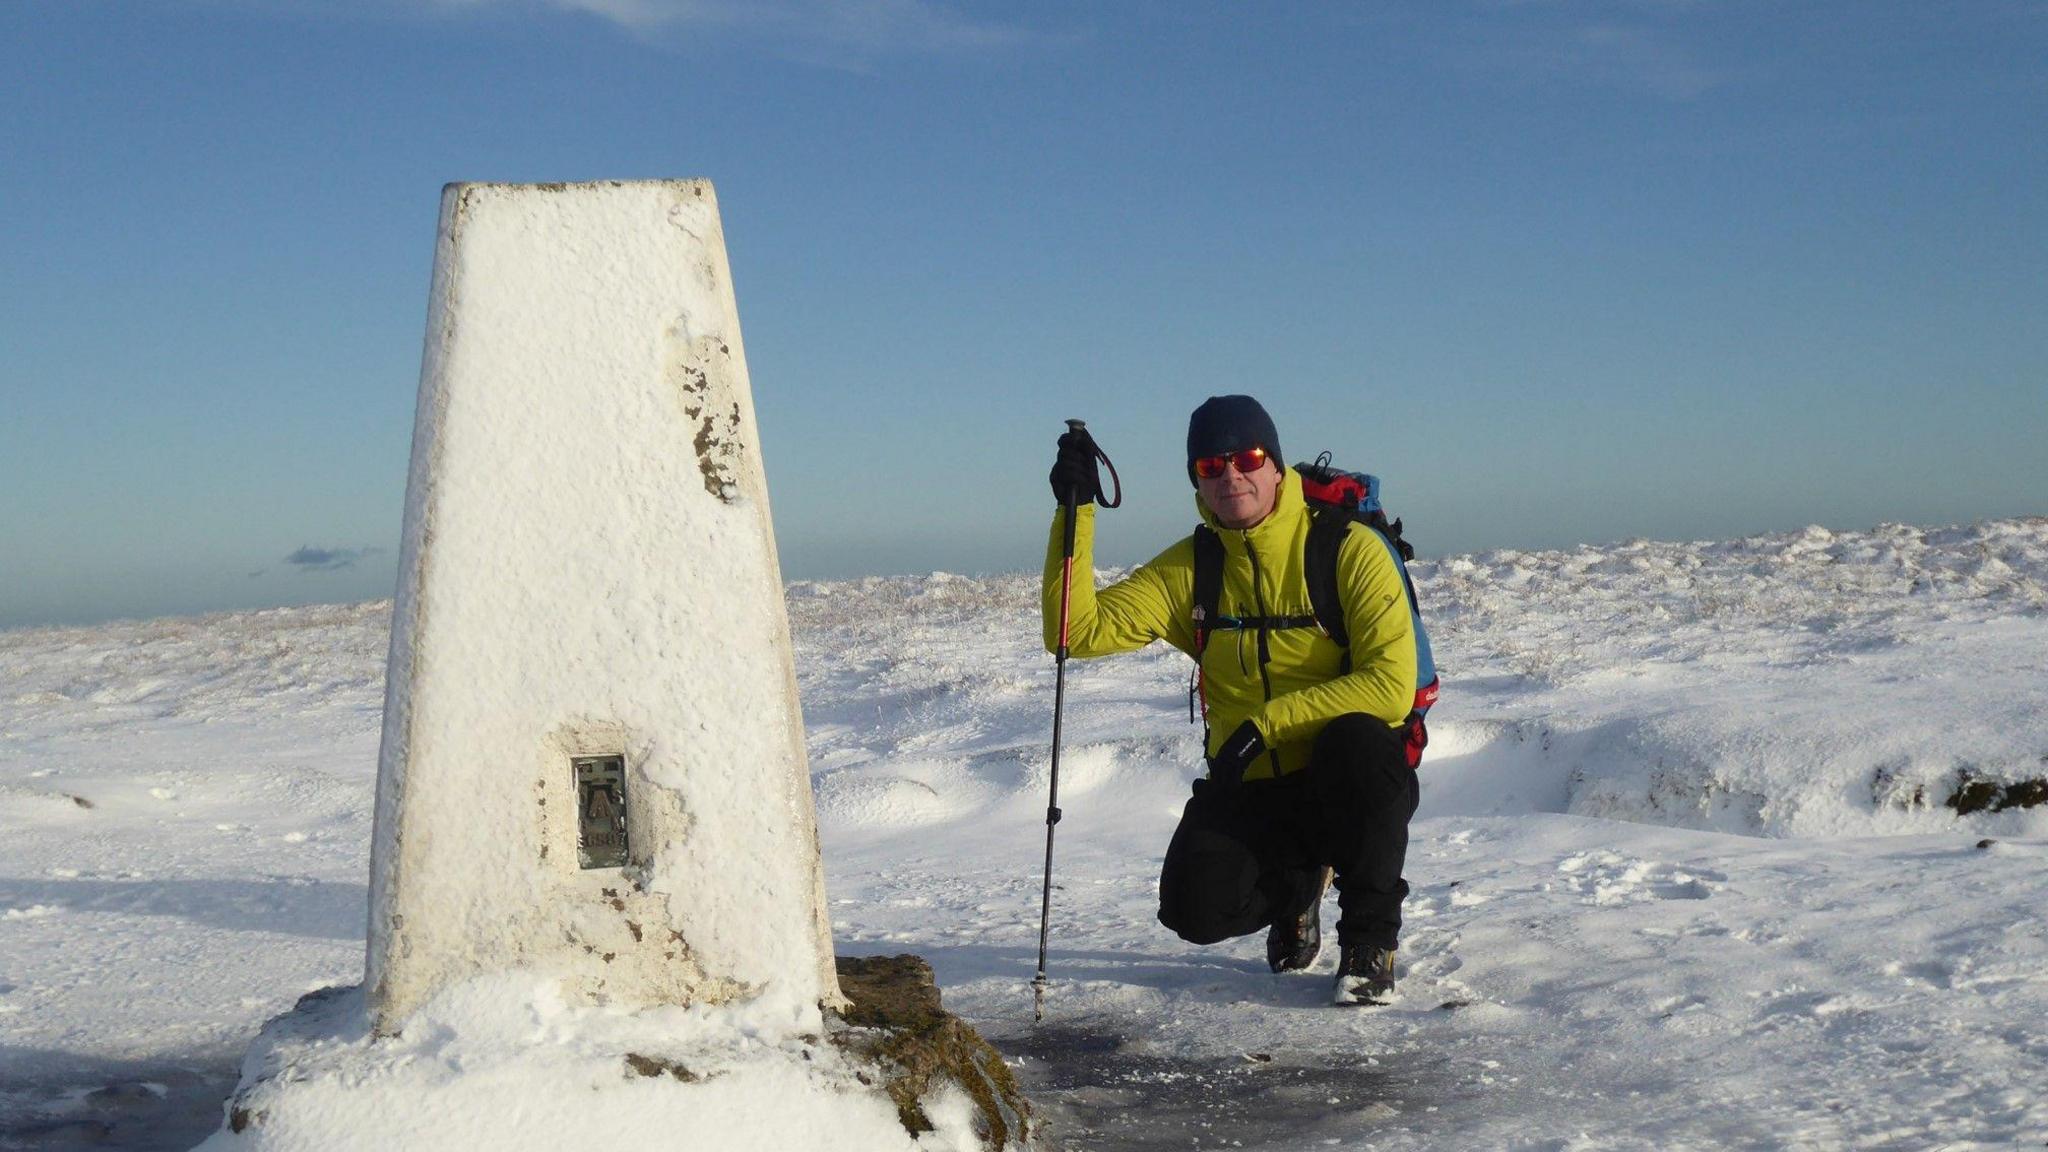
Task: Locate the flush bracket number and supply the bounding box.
[573,755,629,870]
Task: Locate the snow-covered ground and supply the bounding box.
[4,518,2046,1150]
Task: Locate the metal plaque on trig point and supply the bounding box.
[573,755,629,869]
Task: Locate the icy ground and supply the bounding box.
[4,518,2047,1150]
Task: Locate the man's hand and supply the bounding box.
[1048,429,1096,506]
[1206,719,1266,790]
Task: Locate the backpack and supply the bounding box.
[1190,452,1440,768]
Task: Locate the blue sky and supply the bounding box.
[2,1,2042,629]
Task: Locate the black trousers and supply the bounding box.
[1157,713,1419,951]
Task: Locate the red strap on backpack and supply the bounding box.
[1404,714,1428,769]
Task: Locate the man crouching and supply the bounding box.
[1044,395,1421,1005]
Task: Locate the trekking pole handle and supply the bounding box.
[1061,419,1086,545]
[1055,419,1086,653]
[1058,417,1122,518]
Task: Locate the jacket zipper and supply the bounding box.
[1244,532,1281,777]
[1244,532,1275,702]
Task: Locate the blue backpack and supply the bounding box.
[1191,453,1439,766]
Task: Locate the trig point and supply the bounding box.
[199,180,1029,1152]
[364,180,840,1031]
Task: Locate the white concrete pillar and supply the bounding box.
[365,180,839,1032]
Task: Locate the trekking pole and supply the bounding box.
[1034,418,1118,1023]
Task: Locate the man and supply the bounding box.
[1044,395,1421,1005]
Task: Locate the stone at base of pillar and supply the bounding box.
[830,955,1033,1150]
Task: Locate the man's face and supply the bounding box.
[1195,448,1283,530]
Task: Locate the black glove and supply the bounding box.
[1048,429,1097,506]
[1206,719,1266,791]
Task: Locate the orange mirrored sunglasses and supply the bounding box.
[1192,446,1270,480]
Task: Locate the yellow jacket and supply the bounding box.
[1042,467,1417,781]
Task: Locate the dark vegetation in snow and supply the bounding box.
[833,954,1034,1150]
[1948,771,2048,816]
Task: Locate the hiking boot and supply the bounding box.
[1266,866,1332,974]
[1332,942,1396,1006]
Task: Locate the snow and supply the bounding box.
[3,516,2047,1148]
[368,180,837,1032]
[185,978,960,1152]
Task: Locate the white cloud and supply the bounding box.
[1569,21,1723,100]
[1378,4,1729,102]
[421,0,1055,59]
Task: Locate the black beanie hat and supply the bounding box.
[1186,395,1282,484]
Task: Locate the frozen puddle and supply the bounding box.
[0,1060,237,1151]
[1008,1023,1467,1151]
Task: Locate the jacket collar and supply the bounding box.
[1195,465,1305,553]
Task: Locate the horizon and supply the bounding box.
[8,510,2041,637]
[3,1,2043,630]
